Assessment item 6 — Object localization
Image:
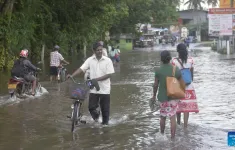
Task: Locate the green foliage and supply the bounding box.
[184,0,218,10]
[185,0,205,10]
[0,0,180,71]
[110,0,179,35]
[207,0,218,7]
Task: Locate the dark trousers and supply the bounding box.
[88,93,110,124]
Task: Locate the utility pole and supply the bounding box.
[231,0,234,8]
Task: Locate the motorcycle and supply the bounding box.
[8,71,42,98]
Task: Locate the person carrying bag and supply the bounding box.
[172,43,199,129]
[176,58,192,85]
[152,50,184,139]
[166,66,185,99]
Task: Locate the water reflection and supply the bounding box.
[0,47,234,149]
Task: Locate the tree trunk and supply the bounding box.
[41,44,45,73]
[3,37,8,71]
[41,44,45,64]
[83,41,87,59]
[1,0,15,15]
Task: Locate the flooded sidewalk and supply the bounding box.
[0,45,234,150]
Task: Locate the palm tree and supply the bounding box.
[207,0,218,7]
[184,0,205,10]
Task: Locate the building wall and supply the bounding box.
[179,10,208,24]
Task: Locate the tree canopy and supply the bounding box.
[0,0,179,71]
[184,0,218,10]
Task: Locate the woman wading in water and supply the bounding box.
[172,43,199,128]
[152,50,182,139]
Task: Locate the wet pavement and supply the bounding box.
[0,43,234,150]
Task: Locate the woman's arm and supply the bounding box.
[190,67,194,81]
[153,77,159,98]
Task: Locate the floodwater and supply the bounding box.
[0,44,234,150]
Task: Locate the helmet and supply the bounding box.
[54,45,60,50]
[98,41,104,46]
[20,49,29,58]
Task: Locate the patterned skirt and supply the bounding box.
[160,100,179,117]
[177,83,199,113]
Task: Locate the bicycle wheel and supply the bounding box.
[60,69,66,82]
[57,69,61,83]
[71,102,81,132]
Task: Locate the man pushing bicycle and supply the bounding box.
[68,42,115,125]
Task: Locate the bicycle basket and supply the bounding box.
[69,83,89,100]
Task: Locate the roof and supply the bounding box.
[178,9,208,13]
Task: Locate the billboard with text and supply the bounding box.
[209,8,235,36]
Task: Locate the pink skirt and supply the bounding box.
[160,100,179,117]
[177,89,199,113]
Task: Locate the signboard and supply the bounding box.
[208,14,220,36]
[233,14,235,33]
[220,14,233,35]
[220,0,235,8]
[181,27,188,38]
[208,8,235,36]
[170,25,180,35]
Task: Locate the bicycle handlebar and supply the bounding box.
[68,76,100,91]
[69,76,84,85]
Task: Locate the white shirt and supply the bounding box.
[80,55,115,94]
[171,57,194,90]
[50,51,64,67]
[171,57,194,69]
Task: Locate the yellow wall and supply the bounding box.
[220,0,235,8]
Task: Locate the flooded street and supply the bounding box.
[0,45,235,150]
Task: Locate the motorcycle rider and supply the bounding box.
[11,49,40,96]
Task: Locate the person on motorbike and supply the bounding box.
[11,49,40,96]
[50,45,69,82]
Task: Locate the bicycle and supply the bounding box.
[57,64,67,82]
[67,76,100,132]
